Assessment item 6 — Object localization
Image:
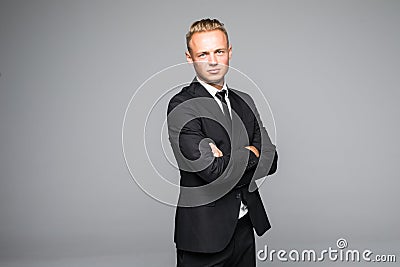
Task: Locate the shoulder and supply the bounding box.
[167,85,193,114]
[229,88,256,108]
[229,88,250,98]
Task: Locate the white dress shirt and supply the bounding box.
[197,77,248,219]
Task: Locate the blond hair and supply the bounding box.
[186,18,229,52]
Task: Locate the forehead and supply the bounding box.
[189,30,228,52]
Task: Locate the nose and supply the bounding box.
[208,53,217,66]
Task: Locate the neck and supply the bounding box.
[209,82,223,90]
[196,76,225,90]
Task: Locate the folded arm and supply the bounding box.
[167,97,255,184]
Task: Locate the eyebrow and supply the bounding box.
[196,48,227,55]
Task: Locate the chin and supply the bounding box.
[203,75,224,84]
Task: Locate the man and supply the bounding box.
[167,18,278,267]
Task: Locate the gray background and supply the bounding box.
[1,0,399,266]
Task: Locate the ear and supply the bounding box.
[228,44,232,60]
[185,51,193,63]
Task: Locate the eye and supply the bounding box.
[198,53,206,58]
[216,50,225,55]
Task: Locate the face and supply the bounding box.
[186,30,232,89]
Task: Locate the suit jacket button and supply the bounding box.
[236,193,241,199]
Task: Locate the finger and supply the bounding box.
[209,143,216,152]
[209,143,219,157]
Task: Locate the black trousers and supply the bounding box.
[176,214,256,267]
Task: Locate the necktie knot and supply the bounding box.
[216,90,227,104]
[215,90,231,130]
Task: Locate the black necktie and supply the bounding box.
[215,90,232,131]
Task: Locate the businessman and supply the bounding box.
[167,18,278,267]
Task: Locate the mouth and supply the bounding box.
[207,69,220,74]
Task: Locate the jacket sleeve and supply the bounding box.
[235,94,278,187]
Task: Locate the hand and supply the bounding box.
[245,145,260,158]
[209,143,223,157]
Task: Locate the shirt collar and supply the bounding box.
[196,76,228,98]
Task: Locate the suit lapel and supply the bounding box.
[188,78,213,98]
[189,78,227,119]
[189,79,245,119]
[227,88,245,124]
[187,79,248,138]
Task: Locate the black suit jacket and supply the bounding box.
[167,79,278,253]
